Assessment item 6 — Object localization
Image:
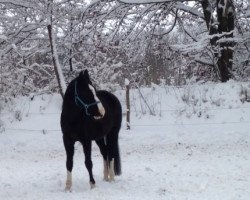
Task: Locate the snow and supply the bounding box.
[247,9,250,17]
[218,0,226,16]
[125,78,130,86]
[175,2,203,18]
[1,81,250,199]
[0,0,34,8]
[118,0,171,3]
[0,34,7,40]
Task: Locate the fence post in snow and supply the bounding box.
[125,78,130,130]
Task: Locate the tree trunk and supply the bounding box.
[47,24,66,98]
[69,49,73,72]
[47,0,66,98]
[216,0,235,82]
[69,14,74,72]
[201,0,235,82]
[126,84,130,130]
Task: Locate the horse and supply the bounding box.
[60,69,122,191]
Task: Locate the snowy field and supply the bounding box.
[1,81,250,200]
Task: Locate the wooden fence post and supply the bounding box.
[125,79,130,130]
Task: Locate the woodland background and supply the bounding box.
[0,0,249,102]
[0,2,250,198]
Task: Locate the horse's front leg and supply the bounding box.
[63,135,75,191]
[82,140,95,188]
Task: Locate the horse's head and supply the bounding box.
[76,69,105,119]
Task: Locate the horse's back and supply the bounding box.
[97,90,122,127]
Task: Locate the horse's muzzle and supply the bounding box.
[94,114,104,120]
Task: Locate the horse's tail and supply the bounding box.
[113,139,121,176]
[108,126,122,176]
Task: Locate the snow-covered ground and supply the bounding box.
[1,81,250,200]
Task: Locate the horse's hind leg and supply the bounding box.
[106,126,122,181]
[82,140,95,188]
[95,138,109,181]
[63,135,75,191]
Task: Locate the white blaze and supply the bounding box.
[88,84,105,117]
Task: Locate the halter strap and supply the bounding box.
[74,80,100,116]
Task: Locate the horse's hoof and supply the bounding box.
[109,177,115,182]
[90,182,96,189]
[108,173,115,182]
[65,179,72,191]
[64,187,72,193]
[103,176,109,182]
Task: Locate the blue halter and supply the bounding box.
[74,80,100,116]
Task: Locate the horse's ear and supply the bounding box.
[83,69,89,79]
[79,69,91,84]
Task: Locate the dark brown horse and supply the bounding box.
[61,70,122,191]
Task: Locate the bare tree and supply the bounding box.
[116,0,249,82]
[47,0,66,98]
[0,0,249,101]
